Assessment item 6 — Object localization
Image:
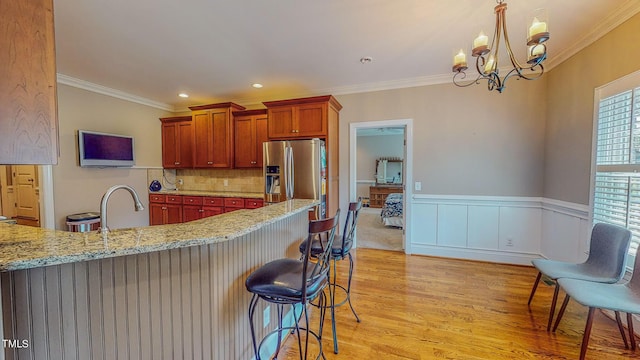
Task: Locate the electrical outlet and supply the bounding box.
[263,306,270,328]
[223,179,229,187]
[506,237,514,247]
[414,181,422,191]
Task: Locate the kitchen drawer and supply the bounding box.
[224,197,244,208]
[204,197,224,207]
[244,198,264,209]
[166,194,183,204]
[149,194,166,203]
[183,196,204,205]
[203,206,224,217]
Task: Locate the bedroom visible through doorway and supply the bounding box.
[350,119,413,253]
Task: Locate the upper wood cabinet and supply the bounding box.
[233,109,268,168]
[264,96,340,139]
[189,102,245,168]
[0,0,59,164]
[160,116,193,169]
[264,95,342,217]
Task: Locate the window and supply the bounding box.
[593,71,640,262]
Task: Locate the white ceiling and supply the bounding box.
[53,0,640,111]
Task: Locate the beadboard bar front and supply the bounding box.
[0,210,308,360]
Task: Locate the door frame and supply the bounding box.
[349,118,413,254]
[39,165,55,229]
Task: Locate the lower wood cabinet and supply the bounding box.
[149,194,263,224]
[244,198,264,209]
[149,194,183,225]
[183,196,225,221]
[224,197,244,213]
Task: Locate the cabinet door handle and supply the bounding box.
[162,207,167,210]
[199,209,204,213]
[175,162,180,165]
[207,161,213,165]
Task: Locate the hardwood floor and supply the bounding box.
[276,248,638,359]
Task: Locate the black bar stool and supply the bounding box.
[246,210,340,360]
[299,200,362,354]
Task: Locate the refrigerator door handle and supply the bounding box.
[285,146,294,199]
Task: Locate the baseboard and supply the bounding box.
[411,244,538,266]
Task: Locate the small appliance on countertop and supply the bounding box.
[149,180,162,192]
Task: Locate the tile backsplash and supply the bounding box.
[176,168,263,193]
[146,168,264,193]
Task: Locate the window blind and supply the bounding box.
[593,83,640,261]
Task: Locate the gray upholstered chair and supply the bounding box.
[552,249,640,360]
[527,222,632,331]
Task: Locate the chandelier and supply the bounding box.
[452,0,549,93]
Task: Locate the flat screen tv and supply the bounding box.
[78,130,135,167]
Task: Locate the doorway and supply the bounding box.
[349,119,413,254]
[0,165,50,227]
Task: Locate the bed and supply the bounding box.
[380,193,403,228]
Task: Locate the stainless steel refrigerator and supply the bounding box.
[264,139,326,218]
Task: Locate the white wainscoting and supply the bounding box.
[410,195,590,265]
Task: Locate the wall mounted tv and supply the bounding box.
[78,130,135,167]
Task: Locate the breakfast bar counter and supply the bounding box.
[0,199,316,360]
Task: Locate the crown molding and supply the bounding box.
[56,74,176,112]
[546,0,640,70]
[319,73,454,96]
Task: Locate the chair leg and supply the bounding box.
[318,292,327,360]
[528,271,542,305]
[331,259,338,354]
[248,294,260,360]
[547,283,560,331]
[346,253,361,322]
[580,307,596,360]
[628,312,637,351]
[274,304,285,359]
[552,294,571,332]
[615,311,629,349]
[303,304,311,360]
[293,304,303,360]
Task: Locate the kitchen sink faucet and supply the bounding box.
[99,185,144,234]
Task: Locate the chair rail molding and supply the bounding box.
[410,194,590,265]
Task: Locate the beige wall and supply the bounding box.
[52,84,171,230]
[356,134,404,199]
[357,134,404,181]
[336,78,547,204]
[544,13,640,205]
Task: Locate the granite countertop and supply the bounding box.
[151,189,264,198]
[0,199,316,272]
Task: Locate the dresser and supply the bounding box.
[369,185,403,208]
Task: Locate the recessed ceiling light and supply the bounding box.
[252,83,263,88]
[360,56,373,64]
[178,93,189,98]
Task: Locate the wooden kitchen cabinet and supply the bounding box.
[189,102,245,168]
[149,194,183,225]
[233,109,268,168]
[160,116,193,168]
[264,98,331,139]
[263,95,342,218]
[0,0,59,164]
[244,198,264,209]
[182,195,224,221]
[224,197,244,213]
